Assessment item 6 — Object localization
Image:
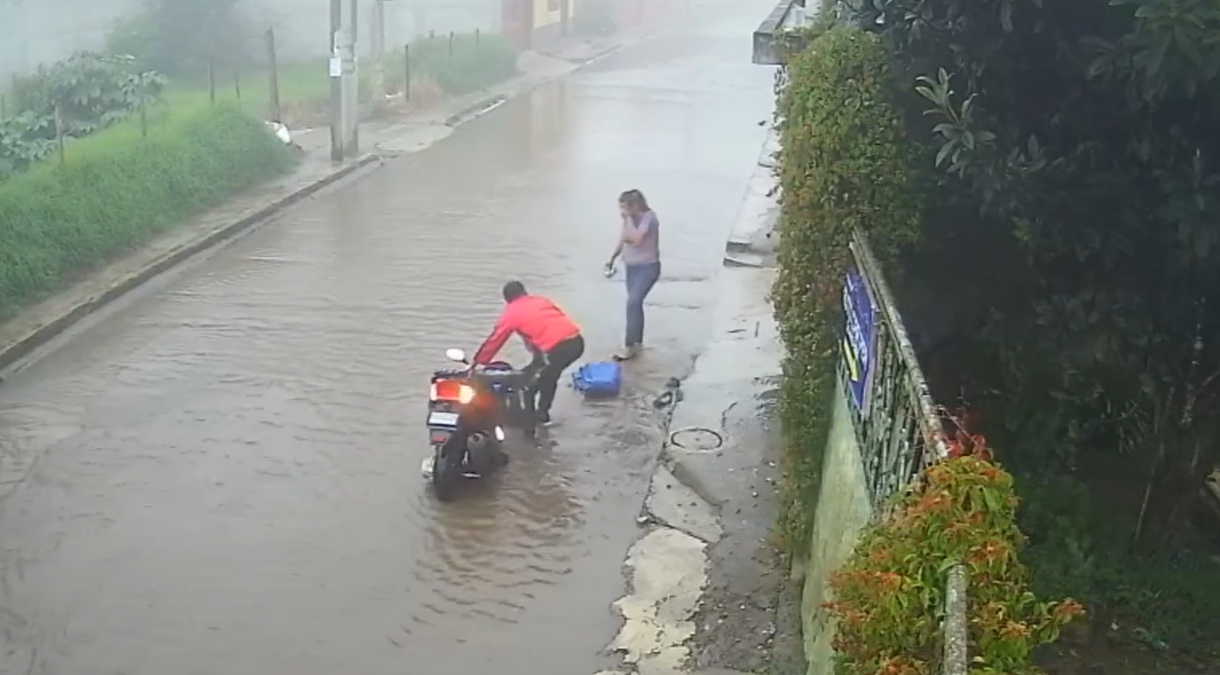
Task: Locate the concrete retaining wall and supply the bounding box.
[798,384,874,675]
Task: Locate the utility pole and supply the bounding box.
[371,0,387,114]
[348,0,360,156]
[329,0,344,162]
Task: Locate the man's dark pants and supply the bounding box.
[533,335,585,419]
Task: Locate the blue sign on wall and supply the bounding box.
[842,266,877,411]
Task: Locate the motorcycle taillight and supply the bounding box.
[431,379,475,404]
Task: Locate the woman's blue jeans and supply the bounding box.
[625,262,661,347]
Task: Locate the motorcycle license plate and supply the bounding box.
[428,411,460,427]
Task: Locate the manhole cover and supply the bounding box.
[669,428,723,452]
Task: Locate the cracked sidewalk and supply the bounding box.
[598,128,795,675]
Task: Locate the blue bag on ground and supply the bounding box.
[572,361,622,398]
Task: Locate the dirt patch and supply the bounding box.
[277,75,448,129]
[1038,621,1218,675]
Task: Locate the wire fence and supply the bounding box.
[841,230,966,675]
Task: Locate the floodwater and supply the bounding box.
[0,3,775,673]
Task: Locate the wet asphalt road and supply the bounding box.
[0,4,775,673]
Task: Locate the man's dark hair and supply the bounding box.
[503,280,527,302]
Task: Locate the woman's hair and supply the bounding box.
[619,189,650,213]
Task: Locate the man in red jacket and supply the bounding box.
[473,281,585,425]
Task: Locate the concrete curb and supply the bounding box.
[566,43,628,66]
[439,38,631,128]
[444,94,509,127]
[0,153,381,374]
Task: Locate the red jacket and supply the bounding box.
[473,295,581,364]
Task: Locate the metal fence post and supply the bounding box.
[943,565,969,675]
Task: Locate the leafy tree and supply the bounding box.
[107,0,249,77]
[20,52,166,136]
[847,0,1220,554]
[0,113,55,177]
[0,53,164,179]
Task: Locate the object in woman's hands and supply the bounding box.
[603,262,617,278]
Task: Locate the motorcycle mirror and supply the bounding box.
[445,348,468,363]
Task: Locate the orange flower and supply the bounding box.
[878,572,904,591]
[999,620,1031,640]
[967,539,1010,567]
[978,465,1004,483]
[1052,599,1086,622]
[867,546,893,565]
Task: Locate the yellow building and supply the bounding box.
[532,0,577,45]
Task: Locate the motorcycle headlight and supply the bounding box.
[494,426,505,442]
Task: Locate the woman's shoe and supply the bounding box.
[613,345,640,361]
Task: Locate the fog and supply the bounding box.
[0,0,501,83]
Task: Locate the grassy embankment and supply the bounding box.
[0,102,295,322]
[0,32,515,326]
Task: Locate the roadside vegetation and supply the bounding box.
[1,52,166,179]
[104,0,518,127]
[772,23,1080,675]
[0,0,519,321]
[826,451,1084,675]
[0,103,293,321]
[156,32,519,128]
[771,25,921,555]
[774,0,1220,672]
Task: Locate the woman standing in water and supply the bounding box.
[605,189,661,361]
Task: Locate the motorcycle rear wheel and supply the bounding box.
[431,442,463,502]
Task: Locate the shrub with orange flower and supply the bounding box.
[825,451,1084,675]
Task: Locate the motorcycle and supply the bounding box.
[422,347,538,501]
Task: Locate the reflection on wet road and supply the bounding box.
[0,3,774,673]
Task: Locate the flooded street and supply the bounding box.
[0,4,775,673]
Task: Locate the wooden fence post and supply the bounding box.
[207,60,216,105]
[54,104,65,165]
[266,28,282,122]
[404,44,411,102]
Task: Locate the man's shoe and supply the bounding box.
[536,411,553,427]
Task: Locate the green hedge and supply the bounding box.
[772,27,922,553]
[0,103,295,320]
